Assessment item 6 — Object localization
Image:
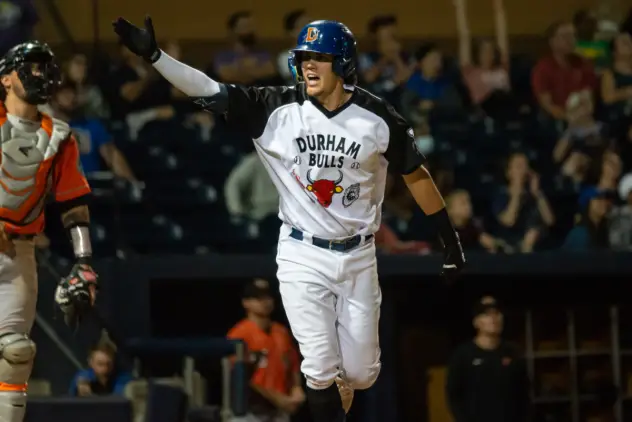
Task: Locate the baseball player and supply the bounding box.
[0,41,99,421]
[113,17,465,422]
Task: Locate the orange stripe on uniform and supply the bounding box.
[2,166,35,182]
[0,382,27,392]
[0,178,33,196]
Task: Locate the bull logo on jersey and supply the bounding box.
[306,169,344,208]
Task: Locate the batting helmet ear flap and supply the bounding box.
[288,51,303,83]
[341,56,358,85]
[332,55,357,84]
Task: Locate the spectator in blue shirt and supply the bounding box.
[69,341,132,396]
[51,83,139,183]
[564,190,615,251]
[406,43,449,105]
[401,43,463,125]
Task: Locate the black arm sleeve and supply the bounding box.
[56,194,91,214]
[382,103,426,175]
[446,346,469,422]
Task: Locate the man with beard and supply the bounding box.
[0,41,99,421]
[213,11,279,86]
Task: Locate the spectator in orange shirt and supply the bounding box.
[532,21,597,121]
[228,279,305,422]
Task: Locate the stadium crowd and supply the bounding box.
[7,1,632,257]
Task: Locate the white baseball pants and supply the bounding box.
[276,224,382,391]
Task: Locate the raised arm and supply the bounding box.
[113,16,227,113]
[113,16,283,139]
[453,0,472,67]
[493,0,509,65]
[153,52,222,98]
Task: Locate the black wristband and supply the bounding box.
[429,207,460,249]
[76,256,92,266]
[148,49,162,64]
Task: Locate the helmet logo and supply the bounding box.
[305,27,319,43]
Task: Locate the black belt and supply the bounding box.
[290,228,373,252]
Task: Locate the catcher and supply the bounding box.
[0,41,99,422]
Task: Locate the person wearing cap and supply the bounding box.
[227,279,305,422]
[563,188,615,250]
[608,172,632,250]
[446,296,529,422]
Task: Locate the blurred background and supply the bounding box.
[4,0,632,421]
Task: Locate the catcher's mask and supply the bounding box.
[0,41,62,105]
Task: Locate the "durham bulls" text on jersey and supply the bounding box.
[198,83,425,239]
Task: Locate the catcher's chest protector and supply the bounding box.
[0,113,69,225]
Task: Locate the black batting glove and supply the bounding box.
[112,15,161,63]
[430,208,466,282]
[441,234,466,282]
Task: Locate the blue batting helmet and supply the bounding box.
[288,20,357,84]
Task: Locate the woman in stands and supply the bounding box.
[64,53,110,120]
[453,0,513,120]
[601,32,632,121]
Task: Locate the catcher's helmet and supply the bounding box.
[288,20,357,84]
[0,41,61,105]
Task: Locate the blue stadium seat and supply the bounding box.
[113,211,186,254]
[166,208,262,253]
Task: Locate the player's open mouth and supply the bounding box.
[306,74,320,83]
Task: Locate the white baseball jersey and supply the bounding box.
[199,83,425,239]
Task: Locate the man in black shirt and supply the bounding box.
[446,296,530,422]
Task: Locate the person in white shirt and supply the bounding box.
[113,16,466,422]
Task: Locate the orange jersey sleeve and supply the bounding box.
[53,135,91,202]
[227,320,258,364]
[227,321,250,343]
